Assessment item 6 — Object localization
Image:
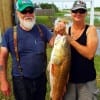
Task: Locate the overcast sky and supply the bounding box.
[55,1,100,9]
[32,0,100,9]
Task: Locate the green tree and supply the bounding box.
[40,3,59,12]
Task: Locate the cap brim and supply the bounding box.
[19,5,34,12]
[72,7,87,11]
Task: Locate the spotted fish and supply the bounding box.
[48,34,71,100]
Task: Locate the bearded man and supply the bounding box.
[0,0,54,100]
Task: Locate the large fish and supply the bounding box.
[48,31,71,100]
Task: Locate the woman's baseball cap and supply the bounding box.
[71,0,87,11]
[16,0,35,12]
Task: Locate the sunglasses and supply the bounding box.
[72,9,86,14]
[21,8,34,14]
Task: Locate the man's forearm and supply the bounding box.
[0,64,7,82]
[0,65,4,71]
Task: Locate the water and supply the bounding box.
[96,29,100,55]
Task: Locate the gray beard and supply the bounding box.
[19,17,36,31]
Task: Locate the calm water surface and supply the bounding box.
[96,29,100,55]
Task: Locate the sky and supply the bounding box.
[54,1,100,9]
[32,0,100,9]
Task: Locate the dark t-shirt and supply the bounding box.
[69,25,96,83]
[1,24,52,78]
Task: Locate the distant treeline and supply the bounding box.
[88,7,100,11]
[64,7,100,11]
[94,7,100,11]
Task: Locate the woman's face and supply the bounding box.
[71,9,87,22]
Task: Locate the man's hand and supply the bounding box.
[0,80,11,96]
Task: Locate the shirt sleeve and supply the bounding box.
[1,28,13,49]
[38,24,53,43]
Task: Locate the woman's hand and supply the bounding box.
[54,22,66,35]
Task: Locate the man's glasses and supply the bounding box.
[72,9,86,14]
[20,8,34,14]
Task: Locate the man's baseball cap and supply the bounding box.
[16,0,35,12]
[71,0,87,11]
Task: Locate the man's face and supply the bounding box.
[17,7,36,30]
